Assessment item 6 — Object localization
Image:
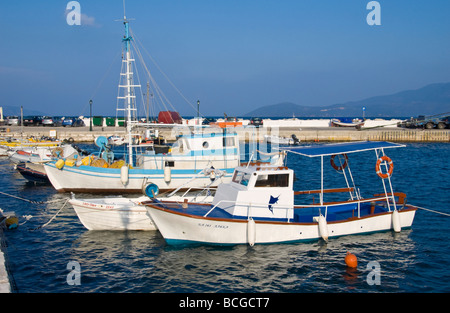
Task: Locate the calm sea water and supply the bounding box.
[1,142,449,294]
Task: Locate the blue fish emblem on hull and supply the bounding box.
[268,195,280,214]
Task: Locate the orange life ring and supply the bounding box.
[375,155,394,179]
[330,154,348,171]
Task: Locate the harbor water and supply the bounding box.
[0,142,449,293]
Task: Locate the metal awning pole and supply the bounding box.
[378,148,391,211]
[320,155,324,205]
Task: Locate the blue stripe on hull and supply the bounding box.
[46,163,234,180]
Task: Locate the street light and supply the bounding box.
[197,99,200,118]
[197,99,200,125]
[89,99,93,131]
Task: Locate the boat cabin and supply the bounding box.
[212,165,294,219]
[169,131,238,157]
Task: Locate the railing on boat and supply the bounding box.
[200,190,407,222]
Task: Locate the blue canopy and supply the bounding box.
[278,141,405,157]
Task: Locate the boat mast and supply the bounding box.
[120,14,139,166]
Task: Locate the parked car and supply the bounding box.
[61,117,74,127]
[249,117,263,127]
[202,117,216,125]
[23,116,38,126]
[71,117,85,127]
[52,116,64,127]
[438,116,450,129]
[42,116,54,126]
[6,116,19,126]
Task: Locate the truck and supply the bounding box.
[397,112,450,129]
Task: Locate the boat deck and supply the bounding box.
[147,200,396,224]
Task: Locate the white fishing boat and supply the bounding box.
[8,144,78,164]
[9,144,80,183]
[331,118,365,128]
[146,141,417,246]
[264,134,300,146]
[44,16,275,194]
[0,137,60,156]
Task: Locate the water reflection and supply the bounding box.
[65,227,418,293]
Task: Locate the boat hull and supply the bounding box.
[45,162,233,193]
[70,197,156,231]
[16,162,49,183]
[146,204,417,245]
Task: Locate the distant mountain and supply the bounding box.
[244,83,450,118]
[0,105,47,117]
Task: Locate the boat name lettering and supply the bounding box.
[82,202,114,209]
[197,222,228,229]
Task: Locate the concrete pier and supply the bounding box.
[1,125,449,143]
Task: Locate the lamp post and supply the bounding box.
[197,99,200,125]
[197,100,200,117]
[89,99,93,131]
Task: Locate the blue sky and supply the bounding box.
[1,0,450,117]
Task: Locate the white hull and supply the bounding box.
[331,119,365,127]
[70,197,155,231]
[147,205,416,245]
[264,135,298,145]
[44,162,233,193]
[70,194,214,231]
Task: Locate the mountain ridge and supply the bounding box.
[244,82,450,117]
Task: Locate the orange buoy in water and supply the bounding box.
[345,252,358,268]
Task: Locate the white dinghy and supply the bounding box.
[69,167,220,231]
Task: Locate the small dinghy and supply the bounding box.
[331,118,365,128]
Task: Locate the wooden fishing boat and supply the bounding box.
[146,141,417,246]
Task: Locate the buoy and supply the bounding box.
[247,217,256,247]
[318,214,329,242]
[345,251,358,268]
[55,159,65,170]
[143,183,159,198]
[120,165,129,185]
[5,216,19,229]
[392,209,401,232]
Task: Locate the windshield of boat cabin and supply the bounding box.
[232,170,251,186]
[232,171,290,188]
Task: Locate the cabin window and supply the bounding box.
[255,174,289,188]
[202,141,209,149]
[232,170,251,186]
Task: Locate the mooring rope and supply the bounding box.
[31,198,70,231]
[0,190,70,230]
[0,190,67,205]
[415,205,450,217]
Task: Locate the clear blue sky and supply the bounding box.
[1,0,450,117]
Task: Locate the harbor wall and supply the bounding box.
[1,125,449,143]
